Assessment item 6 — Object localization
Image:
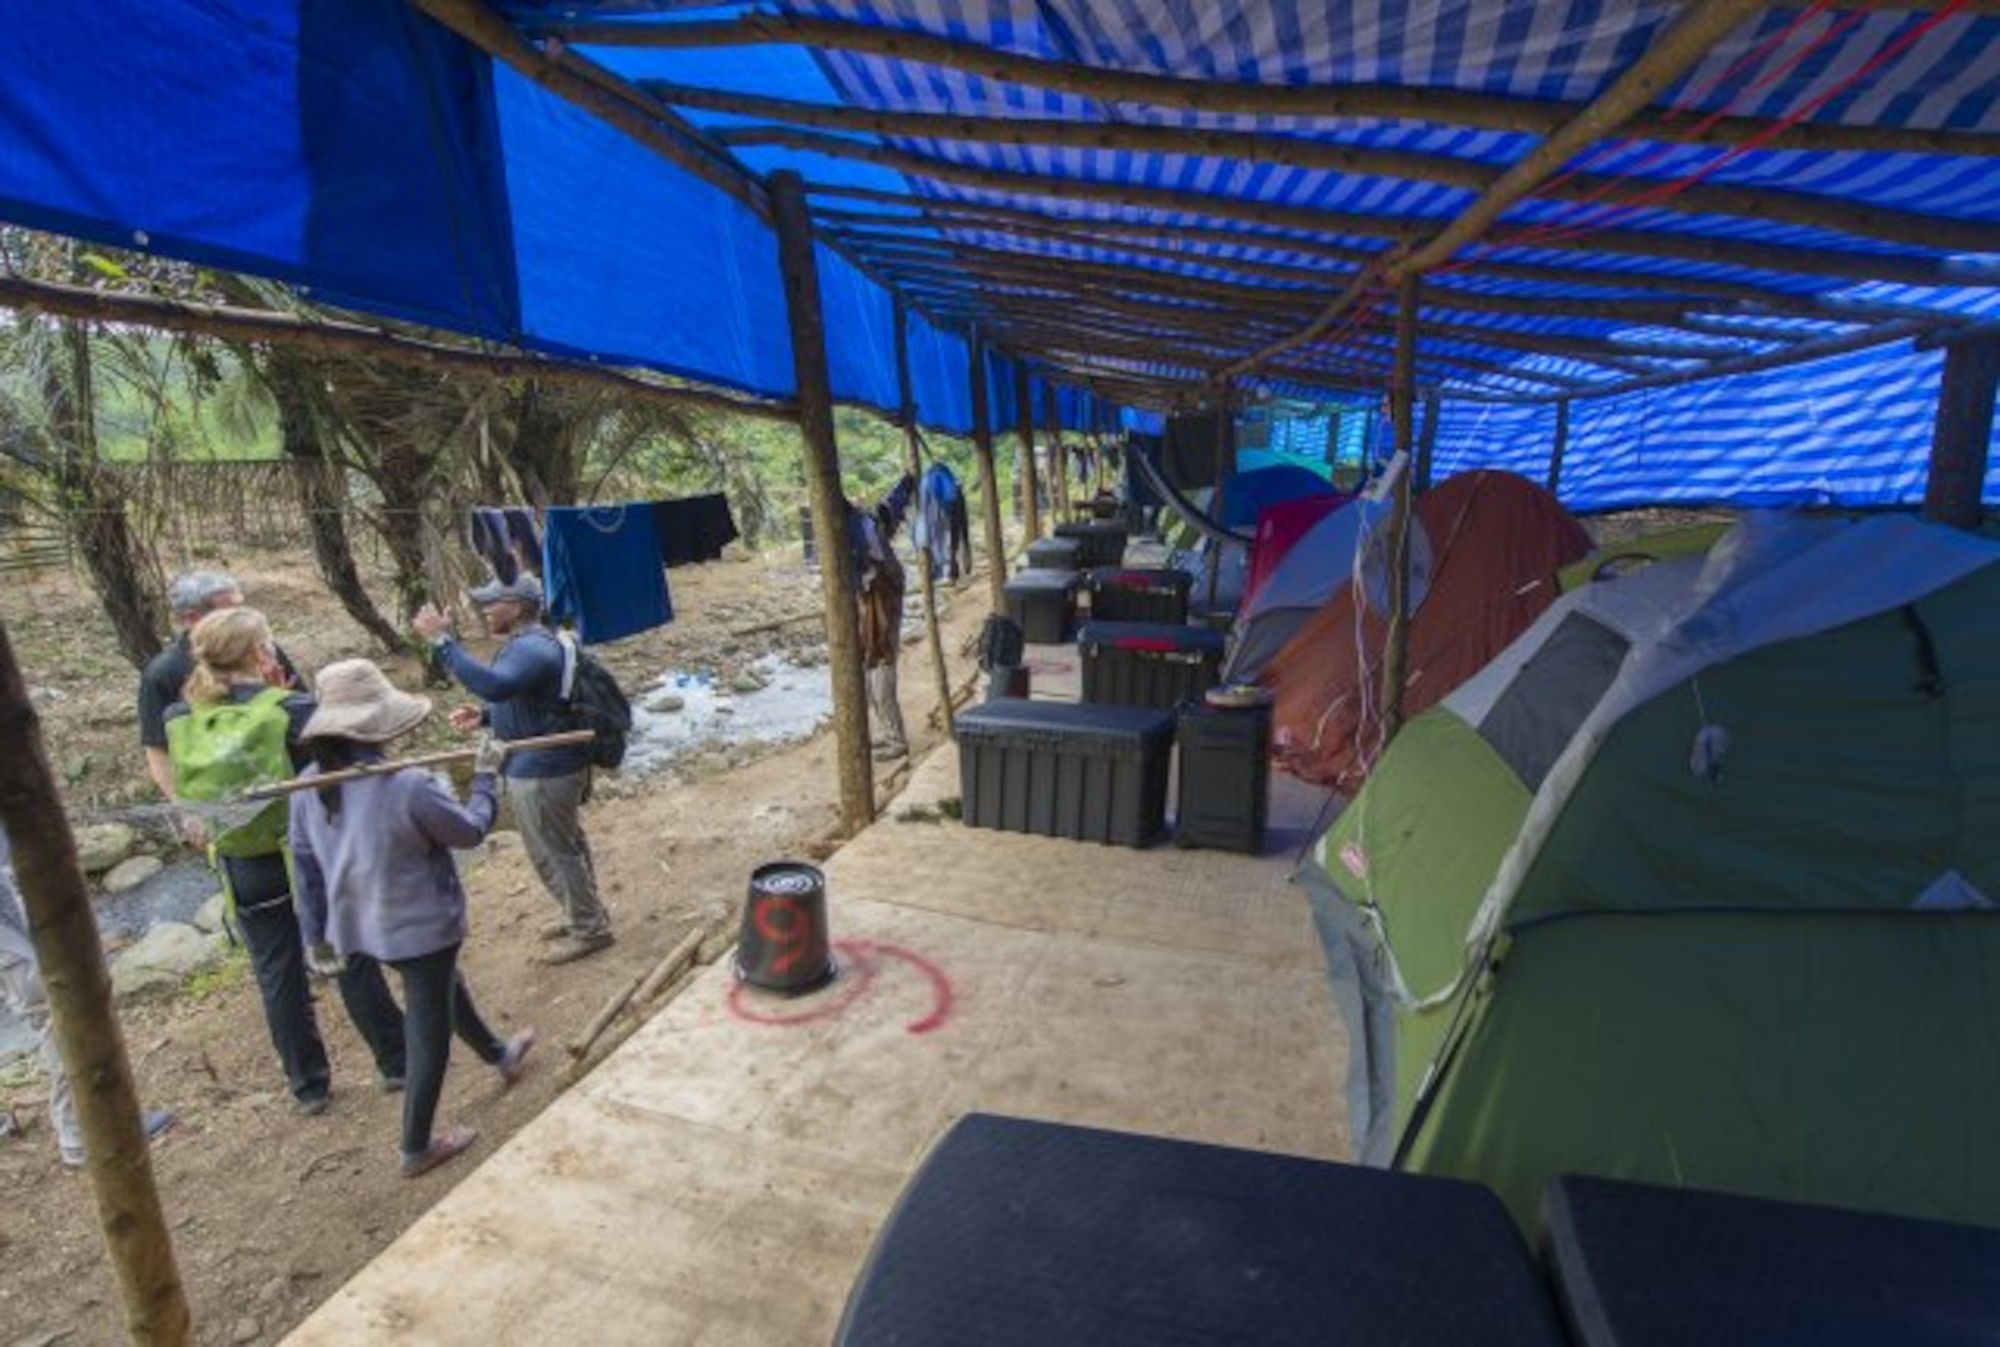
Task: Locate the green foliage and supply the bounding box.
[183,945,251,1000]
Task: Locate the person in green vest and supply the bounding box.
[164,607,406,1116]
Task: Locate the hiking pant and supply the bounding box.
[509,772,609,939]
[228,848,408,1103]
[0,954,80,1159]
[867,664,908,758]
[388,944,504,1159]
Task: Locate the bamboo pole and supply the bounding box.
[555,11,2000,157]
[672,88,1998,253]
[968,332,1007,614]
[0,621,189,1345]
[1922,334,2000,531]
[0,274,799,423]
[1046,391,1071,526]
[771,171,874,833]
[1380,273,1422,747]
[1013,364,1043,544]
[1205,382,1232,615]
[894,298,956,736]
[239,730,596,800]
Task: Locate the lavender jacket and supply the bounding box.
[288,761,500,964]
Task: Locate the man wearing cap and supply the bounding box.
[138,570,299,803]
[412,577,613,965]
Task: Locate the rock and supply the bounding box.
[74,823,138,874]
[100,855,164,894]
[111,923,227,999]
[232,1315,262,1344]
[713,702,736,717]
[485,830,523,854]
[256,1275,288,1306]
[61,752,95,784]
[728,670,768,694]
[192,891,229,933]
[644,691,686,714]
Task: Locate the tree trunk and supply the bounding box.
[47,320,168,671]
[505,380,583,507]
[262,350,404,650]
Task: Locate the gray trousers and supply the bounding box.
[867,664,908,758]
[0,955,80,1158]
[508,771,611,938]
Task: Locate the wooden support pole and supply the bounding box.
[1014,364,1043,544]
[968,332,1007,614]
[1380,273,1422,747]
[770,171,873,833]
[1922,334,2000,531]
[1547,398,1572,498]
[894,298,956,736]
[1046,390,1071,525]
[1416,390,1441,494]
[0,621,189,1344]
[1206,381,1233,614]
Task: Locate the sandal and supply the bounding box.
[401,1123,479,1179]
[497,1029,538,1088]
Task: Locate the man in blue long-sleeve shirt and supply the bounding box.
[413,575,614,965]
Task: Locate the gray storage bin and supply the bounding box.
[955,701,1174,848]
[1002,569,1080,644]
[1078,621,1225,711]
[1025,537,1083,572]
[1085,567,1193,625]
[1054,519,1129,569]
[1175,696,1272,853]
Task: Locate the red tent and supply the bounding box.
[1243,493,1350,611]
[1263,471,1591,791]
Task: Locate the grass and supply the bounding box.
[182,945,251,1000]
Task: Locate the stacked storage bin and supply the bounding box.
[1174,690,1273,854]
[1025,536,1083,572]
[955,701,1175,848]
[1002,569,1081,644]
[1085,567,1193,625]
[1054,519,1128,570]
[1078,622,1225,712]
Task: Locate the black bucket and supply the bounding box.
[735,861,836,995]
[988,665,1030,700]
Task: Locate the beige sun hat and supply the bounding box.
[301,659,433,743]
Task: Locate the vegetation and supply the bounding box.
[0,225,1034,672]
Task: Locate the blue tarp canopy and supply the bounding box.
[2,2,1997,505]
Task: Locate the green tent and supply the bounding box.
[1305,511,2000,1232]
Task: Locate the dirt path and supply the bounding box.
[0,553,995,1346]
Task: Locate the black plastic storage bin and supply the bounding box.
[1085,567,1193,625]
[1024,537,1083,572]
[1054,519,1129,570]
[1002,569,1080,645]
[955,701,1174,848]
[1176,696,1272,853]
[1078,621,1225,711]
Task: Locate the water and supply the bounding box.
[622,654,834,777]
[0,857,217,1064]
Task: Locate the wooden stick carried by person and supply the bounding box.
[240,730,596,800]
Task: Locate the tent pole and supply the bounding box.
[770,171,874,832]
[0,621,190,1344]
[969,331,1008,614]
[1380,272,1422,746]
[1416,389,1440,494]
[1546,398,1571,497]
[894,299,956,735]
[1014,365,1043,543]
[1922,333,2000,532]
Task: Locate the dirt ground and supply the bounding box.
[0,543,994,1346]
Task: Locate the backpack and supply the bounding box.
[163,687,293,858]
[557,634,633,770]
[977,614,1025,673]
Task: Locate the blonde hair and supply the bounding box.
[184,607,274,705]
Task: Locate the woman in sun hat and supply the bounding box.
[287,658,536,1179]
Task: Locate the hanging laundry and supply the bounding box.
[915,463,971,581]
[542,504,673,644]
[469,506,543,584]
[651,492,740,568]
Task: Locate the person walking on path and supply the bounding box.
[0,833,175,1168]
[287,660,536,1178]
[138,570,299,805]
[412,577,613,966]
[164,608,406,1115]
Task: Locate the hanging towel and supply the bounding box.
[651,493,740,568]
[469,506,543,584]
[543,504,673,644]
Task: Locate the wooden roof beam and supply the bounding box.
[677,88,2000,252]
[543,11,2000,157]
[1226,0,1773,381]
